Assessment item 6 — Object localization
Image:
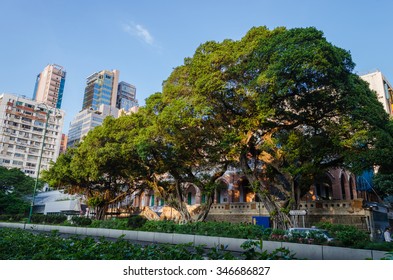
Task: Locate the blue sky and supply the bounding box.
[1,0,392,133]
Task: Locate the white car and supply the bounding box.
[286,227,334,242]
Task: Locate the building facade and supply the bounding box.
[0,93,64,177]
[67,104,119,148]
[68,70,138,148]
[361,71,393,116]
[82,69,119,111]
[59,133,68,154]
[33,64,66,109]
[117,81,138,111]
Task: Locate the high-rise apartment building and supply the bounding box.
[361,71,393,116]
[0,93,64,177]
[82,69,119,110]
[33,64,66,109]
[117,81,138,111]
[59,133,68,154]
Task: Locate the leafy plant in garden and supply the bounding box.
[240,240,296,260]
[316,222,369,247]
[0,228,224,260]
[31,214,67,225]
[71,216,92,226]
[127,215,148,229]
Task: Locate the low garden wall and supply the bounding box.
[0,222,388,260]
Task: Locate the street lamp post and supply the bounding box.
[27,104,61,224]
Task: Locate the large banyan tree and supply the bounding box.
[44,26,390,227]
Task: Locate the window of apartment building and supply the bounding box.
[27,155,38,160]
[21,117,32,123]
[16,145,26,151]
[2,159,11,164]
[12,160,23,165]
[34,120,44,126]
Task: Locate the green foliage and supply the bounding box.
[71,216,92,226]
[41,25,393,228]
[362,241,393,252]
[30,214,67,225]
[0,228,298,260]
[0,166,37,195]
[0,192,29,215]
[315,222,369,247]
[138,220,268,239]
[0,228,208,260]
[373,171,393,198]
[0,167,36,215]
[0,214,25,222]
[206,244,237,260]
[240,240,296,260]
[90,218,129,230]
[127,215,148,229]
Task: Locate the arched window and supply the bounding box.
[349,177,354,200]
[187,192,192,205]
[315,173,333,200]
[341,175,346,200]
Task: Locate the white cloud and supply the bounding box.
[123,22,154,45]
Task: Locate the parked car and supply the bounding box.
[286,227,335,242]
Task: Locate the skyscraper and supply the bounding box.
[33,64,66,109]
[82,69,119,110]
[117,81,138,111]
[67,104,119,148]
[67,69,139,148]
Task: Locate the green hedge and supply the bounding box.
[138,220,270,239]
[30,214,67,225]
[0,214,26,222]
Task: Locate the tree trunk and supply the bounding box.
[194,191,215,222]
[173,180,192,223]
[240,150,292,229]
[95,205,107,220]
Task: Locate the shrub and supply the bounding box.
[71,216,92,226]
[315,222,369,247]
[0,214,25,222]
[241,240,296,260]
[127,215,147,229]
[90,218,128,229]
[31,214,67,225]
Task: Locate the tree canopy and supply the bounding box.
[43,26,391,227]
[0,167,35,214]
